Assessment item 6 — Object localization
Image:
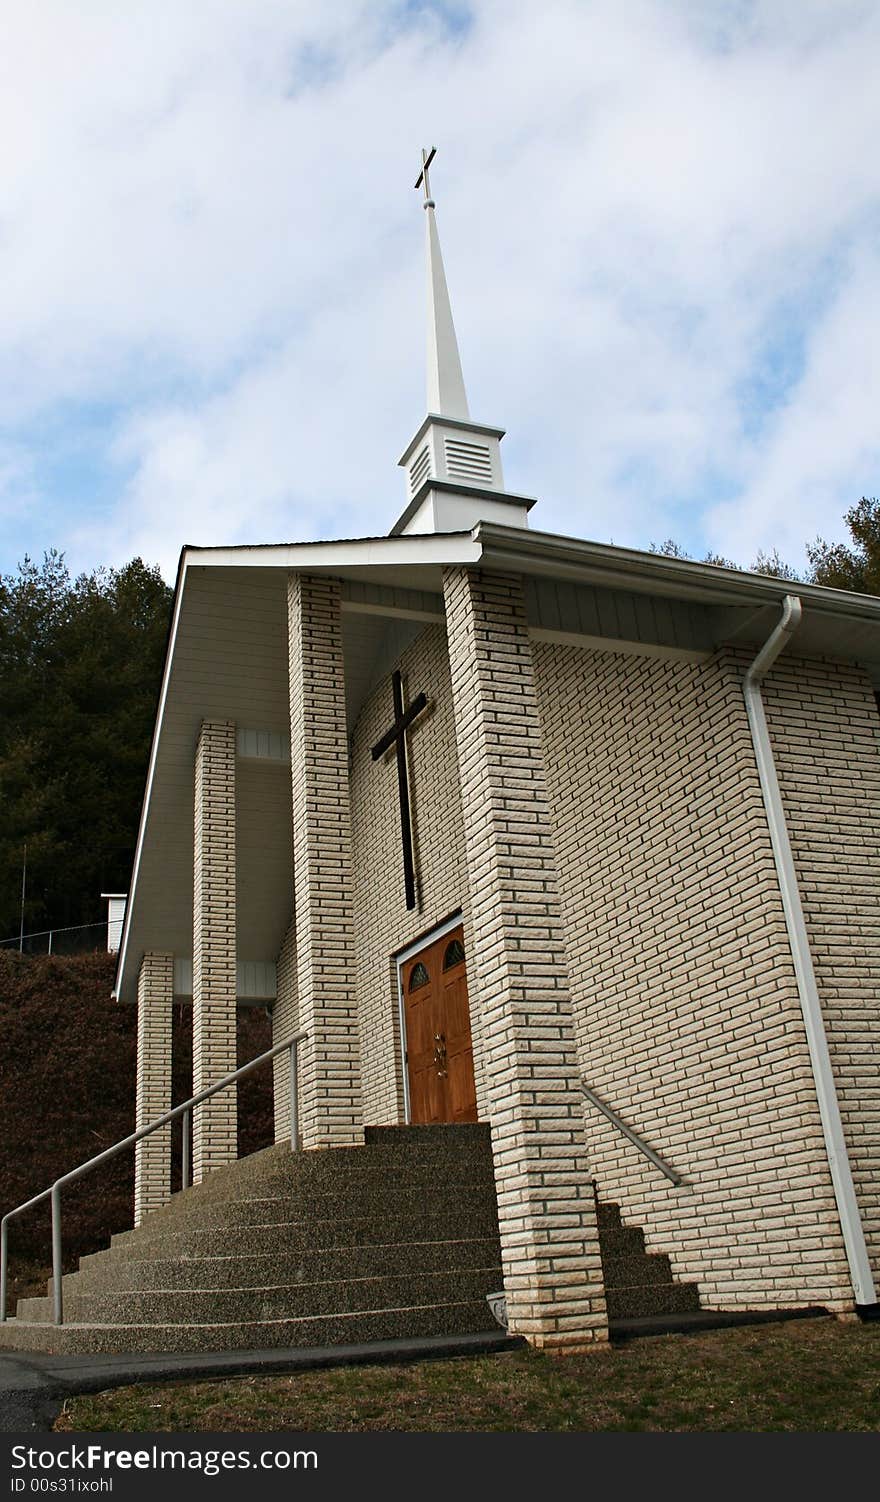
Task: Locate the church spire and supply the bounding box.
[392,147,535,537]
[415,147,470,421]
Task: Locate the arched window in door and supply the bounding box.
[442,937,465,969]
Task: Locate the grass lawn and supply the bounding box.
[54,1317,880,1432]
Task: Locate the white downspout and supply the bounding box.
[743,594,876,1307]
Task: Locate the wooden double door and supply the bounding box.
[401,924,477,1124]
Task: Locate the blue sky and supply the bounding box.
[1,0,878,582]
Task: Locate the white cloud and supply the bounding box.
[1,0,879,577]
[707,241,880,564]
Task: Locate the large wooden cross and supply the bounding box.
[371,670,429,910]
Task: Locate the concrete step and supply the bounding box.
[144,1152,496,1216]
[0,1297,501,1355]
[597,1225,646,1259]
[3,1125,716,1353]
[57,1238,503,1296]
[604,1280,701,1321]
[111,1182,497,1236]
[600,1250,675,1288]
[98,1203,501,1264]
[595,1192,702,1323]
[20,1265,503,1326]
[364,1125,492,1150]
[163,1130,494,1202]
[100,1133,495,1240]
[4,1126,505,1355]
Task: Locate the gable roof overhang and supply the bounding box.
[114,522,880,1004]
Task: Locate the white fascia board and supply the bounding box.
[114,549,190,1004]
[477,522,880,622]
[183,533,482,572]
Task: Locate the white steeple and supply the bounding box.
[421,148,470,421]
[391,147,535,537]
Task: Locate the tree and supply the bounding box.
[651,497,880,599]
[751,548,803,582]
[0,553,172,941]
[808,497,880,595]
[650,539,796,577]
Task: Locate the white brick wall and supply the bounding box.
[443,568,608,1350]
[271,918,299,1144]
[134,951,173,1225]
[349,622,484,1124]
[262,567,878,1319]
[192,719,238,1182]
[762,651,880,1290]
[287,573,363,1148]
[533,639,856,1310]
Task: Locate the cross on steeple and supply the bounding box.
[415,146,437,209]
[371,670,429,911]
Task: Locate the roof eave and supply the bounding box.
[475,521,880,623]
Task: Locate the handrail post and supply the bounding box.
[0,1218,8,1323]
[51,1185,63,1325]
[182,1108,191,1191]
[289,1040,300,1152]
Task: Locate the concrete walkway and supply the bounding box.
[0,1329,522,1432]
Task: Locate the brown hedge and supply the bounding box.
[0,950,272,1266]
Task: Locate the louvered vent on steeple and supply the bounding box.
[409,443,432,497]
[445,437,492,485]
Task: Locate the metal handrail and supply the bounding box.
[1,1029,308,1327]
[581,1081,683,1186]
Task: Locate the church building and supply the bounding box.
[45,151,880,1352]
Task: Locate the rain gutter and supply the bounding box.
[744,594,876,1308]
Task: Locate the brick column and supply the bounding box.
[443,567,607,1351]
[192,718,237,1181]
[134,952,173,1226]
[272,920,299,1144]
[287,573,363,1148]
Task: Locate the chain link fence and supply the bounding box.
[0,922,109,956]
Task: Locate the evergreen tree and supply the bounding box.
[0,554,172,942]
